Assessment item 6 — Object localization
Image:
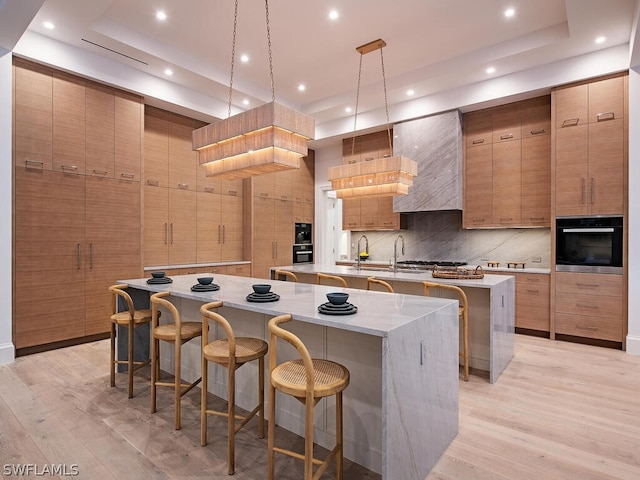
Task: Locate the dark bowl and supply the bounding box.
[326,292,349,305]
[151,271,165,279]
[197,277,214,285]
[252,284,272,295]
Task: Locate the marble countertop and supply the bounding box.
[144,260,251,271]
[118,273,457,338]
[282,263,514,289]
[337,260,550,275]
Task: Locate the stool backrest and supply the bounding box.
[422,281,468,317]
[366,276,394,293]
[109,284,135,319]
[200,301,235,359]
[317,273,348,288]
[150,291,181,331]
[274,270,298,282]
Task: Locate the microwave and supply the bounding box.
[556,216,623,274]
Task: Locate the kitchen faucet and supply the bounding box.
[394,234,405,272]
[356,234,369,271]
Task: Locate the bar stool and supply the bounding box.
[274,269,298,282]
[150,291,203,430]
[267,314,350,480]
[317,272,348,288]
[422,281,469,381]
[200,301,268,475]
[108,284,155,398]
[366,276,394,293]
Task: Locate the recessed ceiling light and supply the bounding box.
[156,11,167,21]
[406,89,415,96]
[504,8,515,18]
[242,99,250,106]
[595,36,606,44]
[486,66,496,74]
[43,21,55,30]
[345,107,352,113]
[164,68,173,76]
[328,9,339,20]
[298,84,306,92]
[240,54,249,63]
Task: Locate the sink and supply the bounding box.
[347,266,425,274]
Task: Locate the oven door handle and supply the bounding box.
[562,228,614,233]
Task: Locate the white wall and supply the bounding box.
[0,49,14,364]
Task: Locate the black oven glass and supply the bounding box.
[294,223,312,245]
[556,217,623,268]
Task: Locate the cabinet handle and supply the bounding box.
[525,277,540,283]
[576,324,598,331]
[500,217,513,222]
[222,225,225,244]
[228,190,237,196]
[576,303,599,309]
[472,139,485,145]
[581,178,586,205]
[170,223,174,244]
[576,283,599,288]
[164,223,168,245]
[89,243,93,269]
[120,172,135,179]
[472,218,485,224]
[178,183,188,189]
[25,159,44,169]
[218,225,221,244]
[596,112,615,122]
[147,179,159,187]
[365,157,375,161]
[530,129,546,135]
[562,118,580,127]
[281,195,288,200]
[92,169,108,176]
[500,134,513,140]
[62,165,78,172]
[591,178,595,204]
[77,243,81,269]
[530,216,545,221]
[526,289,540,293]
[205,187,215,193]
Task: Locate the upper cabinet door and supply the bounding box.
[144,107,169,187]
[115,91,143,181]
[53,71,86,175]
[588,76,625,124]
[14,60,53,170]
[492,103,522,143]
[521,96,551,138]
[464,110,492,147]
[168,113,198,191]
[555,83,588,128]
[85,81,115,178]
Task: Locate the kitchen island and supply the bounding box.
[118,273,459,479]
[272,263,515,384]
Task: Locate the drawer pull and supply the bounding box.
[472,139,485,145]
[576,303,599,310]
[530,216,545,221]
[562,118,580,127]
[365,157,375,161]
[178,183,189,189]
[530,129,546,135]
[147,179,159,187]
[576,283,599,289]
[596,112,615,122]
[120,172,135,179]
[576,324,598,331]
[228,190,238,196]
[260,192,269,197]
[205,187,215,193]
[526,277,540,283]
[62,164,78,172]
[25,159,44,169]
[500,217,513,222]
[526,289,540,293]
[93,169,108,176]
[347,160,357,164]
[500,134,513,140]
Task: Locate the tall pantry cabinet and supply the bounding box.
[13,59,143,350]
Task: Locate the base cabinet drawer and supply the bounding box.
[516,283,550,331]
[555,272,623,296]
[555,313,623,342]
[555,293,622,320]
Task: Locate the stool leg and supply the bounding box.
[201,356,208,446]
[304,393,314,480]
[150,335,157,414]
[462,313,469,382]
[110,322,116,388]
[267,382,276,480]
[127,322,134,399]
[258,356,265,438]
[336,391,344,480]
[228,364,235,475]
[174,340,181,430]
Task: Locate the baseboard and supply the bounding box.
[0,342,15,365]
[626,334,640,355]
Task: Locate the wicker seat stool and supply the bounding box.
[366,276,394,293]
[267,314,350,480]
[316,272,348,288]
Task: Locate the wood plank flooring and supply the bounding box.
[1,334,639,479]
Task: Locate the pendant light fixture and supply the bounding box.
[328,39,417,198]
[192,0,315,180]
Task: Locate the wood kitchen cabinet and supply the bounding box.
[53,71,85,175]
[463,96,551,228]
[555,272,623,342]
[553,75,626,216]
[196,190,243,263]
[341,197,403,230]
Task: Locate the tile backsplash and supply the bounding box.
[350,210,550,268]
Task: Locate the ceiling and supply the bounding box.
[2,0,639,143]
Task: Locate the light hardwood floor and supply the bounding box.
[1,334,639,479]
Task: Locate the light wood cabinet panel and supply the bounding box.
[378,197,400,229]
[492,140,521,225]
[168,113,198,190]
[516,274,550,332]
[555,312,622,342]
[555,83,588,128]
[221,193,243,261]
[588,119,624,215]
[342,198,361,230]
[85,82,115,178]
[555,124,589,217]
[522,96,551,138]
[143,184,169,266]
[14,168,86,348]
[588,76,624,124]
[464,109,492,147]
[144,107,169,187]
[53,72,85,175]
[85,177,141,335]
[14,60,53,170]
[115,91,143,181]
[555,272,623,297]
[252,171,276,198]
[492,103,522,143]
[226,264,251,277]
[252,197,277,279]
[521,135,551,226]
[293,201,314,224]
[463,143,492,227]
[360,199,379,229]
[274,199,294,267]
[168,188,197,264]
[196,190,223,263]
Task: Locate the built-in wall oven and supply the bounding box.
[293,223,313,264]
[556,216,623,274]
[293,244,313,264]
